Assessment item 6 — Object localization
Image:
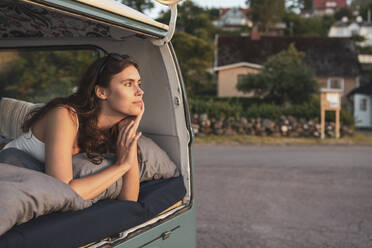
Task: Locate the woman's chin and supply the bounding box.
[125,109,141,117]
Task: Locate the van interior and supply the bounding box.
[0,0,193,247]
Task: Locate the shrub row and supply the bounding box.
[188,96,354,126]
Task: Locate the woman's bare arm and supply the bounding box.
[114,112,144,201]
[44,107,141,201]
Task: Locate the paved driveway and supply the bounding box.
[193,145,372,248]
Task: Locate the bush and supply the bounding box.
[189,97,243,119]
[244,104,284,119]
[189,95,354,126]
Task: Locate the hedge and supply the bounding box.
[188,96,354,126]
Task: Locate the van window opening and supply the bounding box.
[0,48,100,102]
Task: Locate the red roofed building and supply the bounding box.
[313,0,347,16]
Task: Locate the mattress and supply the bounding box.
[0,176,186,248]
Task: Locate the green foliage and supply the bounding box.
[334,7,354,21]
[246,0,285,33]
[119,0,154,12]
[351,34,365,42]
[244,103,284,119]
[0,50,98,102]
[237,44,318,105]
[283,11,336,36]
[189,95,354,126]
[157,1,217,97]
[358,45,372,54]
[157,1,218,40]
[172,32,215,97]
[359,2,372,22]
[287,0,313,12]
[189,97,243,119]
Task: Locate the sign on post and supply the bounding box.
[320,89,342,139]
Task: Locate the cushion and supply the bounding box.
[138,135,180,182]
[0,176,186,248]
[71,135,180,184]
[0,142,181,231]
[0,162,92,236]
[0,148,185,243]
[72,153,123,203]
[0,98,38,139]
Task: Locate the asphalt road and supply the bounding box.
[193,145,372,248]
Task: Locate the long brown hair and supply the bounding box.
[22,53,140,156]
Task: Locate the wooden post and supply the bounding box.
[335,109,340,138]
[321,107,325,139]
[320,89,342,139]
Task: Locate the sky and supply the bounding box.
[146,0,247,18]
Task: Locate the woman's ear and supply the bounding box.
[95,85,108,100]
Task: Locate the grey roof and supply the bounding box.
[347,83,372,96]
[217,35,361,77]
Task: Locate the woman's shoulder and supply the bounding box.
[46,105,79,128]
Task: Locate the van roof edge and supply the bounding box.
[75,0,169,31]
[25,0,169,37]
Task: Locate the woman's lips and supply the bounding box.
[133,100,143,106]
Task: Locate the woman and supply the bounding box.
[4,53,144,202]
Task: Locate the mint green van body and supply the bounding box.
[0,0,195,247]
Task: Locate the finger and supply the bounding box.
[117,122,127,146]
[123,120,136,146]
[117,118,132,144]
[129,132,142,148]
[128,114,141,139]
[121,120,135,146]
[133,104,145,130]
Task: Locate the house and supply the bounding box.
[329,16,372,47]
[347,83,372,128]
[313,0,347,16]
[214,35,361,109]
[214,7,286,36]
[214,8,252,32]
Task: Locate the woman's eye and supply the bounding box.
[124,82,132,87]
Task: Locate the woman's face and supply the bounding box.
[102,65,144,117]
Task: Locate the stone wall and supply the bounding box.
[191,114,354,137]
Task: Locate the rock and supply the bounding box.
[262,119,274,129]
[281,125,288,133]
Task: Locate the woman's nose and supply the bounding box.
[136,85,144,96]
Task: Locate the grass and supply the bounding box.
[194,132,372,146]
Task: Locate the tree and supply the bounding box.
[359,2,372,22]
[157,1,217,40]
[237,44,318,105]
[246,0,285,33]
[119,0,154,12]
[334,7,353,21]
[283,11,335,36]
[0,50,98,102]
[287,0,313,12]
[171,32,215,96]
[157,1,217,96]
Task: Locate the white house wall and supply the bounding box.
[354,94,372,128]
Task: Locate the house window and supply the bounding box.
[327,78,344,95]
[360,98,367,111]
[326,2,337,7]
[237,74,246,84]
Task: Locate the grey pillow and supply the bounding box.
[137,135,180,182]
[72,153,122,203]
[0,148,44,172]
[0,135,181,234]
[72,135,181,185]
[0,158,92,236]
[0,135,180,199]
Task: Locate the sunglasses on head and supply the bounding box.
[96,53,129,79]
